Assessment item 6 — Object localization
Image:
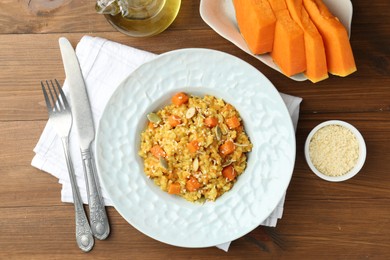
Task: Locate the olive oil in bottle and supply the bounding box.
[96,0,181,37]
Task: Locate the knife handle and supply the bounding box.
[81,148,110,240]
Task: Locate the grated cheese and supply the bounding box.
[309,124,359,176]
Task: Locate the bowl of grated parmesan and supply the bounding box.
[304,120,366,182]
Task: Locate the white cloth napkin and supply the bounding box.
[32,36,302,251]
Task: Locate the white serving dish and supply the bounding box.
[199,0,353,81]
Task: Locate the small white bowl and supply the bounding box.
[304,120,366,182]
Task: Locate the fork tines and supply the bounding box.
[41,79,69,113]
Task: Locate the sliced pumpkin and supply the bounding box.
[233,0,276,54]
[268,0,306,76]
[286,0,328,82]
[303,0,357,76]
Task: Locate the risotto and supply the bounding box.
[138,92,252,202]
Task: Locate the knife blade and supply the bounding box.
[59,37,110,240]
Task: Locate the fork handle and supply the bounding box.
[81,147,110,240]
[60,137,94,252]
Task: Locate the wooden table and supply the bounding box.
[1,0,389,258]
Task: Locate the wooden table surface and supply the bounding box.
[1,0,390,259]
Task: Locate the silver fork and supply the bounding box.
[41,79,94,252]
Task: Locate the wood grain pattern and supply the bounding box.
[1,0,390,258]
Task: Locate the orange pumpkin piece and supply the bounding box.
[268,0,306,77]
[222,165,237,181]
[303,0,356,76]
[168,182,181,194]
[286,0,328,83]
[187,140,200,153]
[148,122,157,129]
[222,104,234,112]
[219,140,235,156]
[236,125,243,133]
[171,92,189,106]
[150,145,166,158]
[226,116,241,129]
[204,117,218,128]
[168,114,181,127]
[186,176,201,192]
[232,0,276,54]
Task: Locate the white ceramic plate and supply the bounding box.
[95,49,296,247]
[199,0,353,81]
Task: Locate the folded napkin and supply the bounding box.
[32,36,302,251]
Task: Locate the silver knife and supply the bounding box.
[59,37,110,240]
